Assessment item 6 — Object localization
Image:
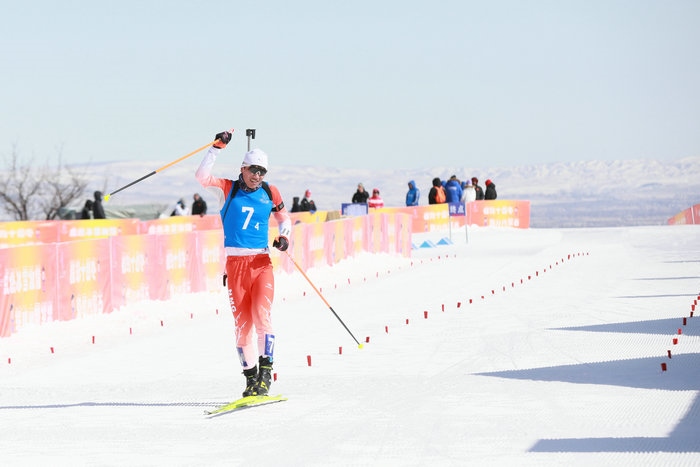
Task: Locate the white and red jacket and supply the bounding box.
[195,147,291,256]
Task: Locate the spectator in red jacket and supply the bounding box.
[368,188,384,209]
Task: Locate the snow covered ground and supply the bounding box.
[1,224,699,466]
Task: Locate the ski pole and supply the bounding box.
[284,251,364,349]
[103,134,227,201]
[246,128,256,152]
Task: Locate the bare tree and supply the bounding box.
[0,146,89,221]
[0,148,41,220]
[39,162,89,220]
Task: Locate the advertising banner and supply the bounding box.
[380,205,449,233]
[464,200,530,228]
[305,222,326,270]
[0,244,57,337]
[290,211,329,224]
[667,204,700,225]
[0,221,59,248]
[58,219,140,242]
[195,229,226,293]
[377,202,529,232]
[397,213,413,255]
[140,214,222,235]
[56,238,112,321]
[157,231,198,299]
[341,203,369,217]
[345,216,366,257]
[110,234,157,310]
[366,213,387,253]
[0,212,411,338]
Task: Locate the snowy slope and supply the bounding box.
[0,225,699,465]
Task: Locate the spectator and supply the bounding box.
[445,175,463,203]
[405,180,420,206]
[471,177,485,200]
[170,198,187,216]
[290,196,301,213]
[299,189,317,212]
[191,193,207,216]
[484,179,497,200]
[428,177,447,204]
[92,191,106,219]
[368,188,384,209]
[352,183,370,204]
[80,199,93,219]
[460,180,477,204]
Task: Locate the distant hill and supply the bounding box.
[5,156,700,227]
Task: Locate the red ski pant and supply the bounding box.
[225,254,275,370]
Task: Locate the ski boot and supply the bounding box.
[242,366,258,397]
[256,356,273,396]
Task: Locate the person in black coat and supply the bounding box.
[471,177,485,200]
[352,183,370,204]
[191,193,207,216]
[299,189,317,212]
[80,199,93,219]
[484,179,497,200]
[92,191,106,219]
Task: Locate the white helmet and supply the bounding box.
[241,149,268,170]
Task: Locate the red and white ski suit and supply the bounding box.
[196,147,291,370]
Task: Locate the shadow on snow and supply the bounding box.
[477,315,699,453]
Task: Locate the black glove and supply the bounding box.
[214,130,233,148]
[273,236,289,251]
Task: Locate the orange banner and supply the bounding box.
[0,212,412,338]
[110,234,157,309]
[56,239,112,321]
[0,221,59,248]
[0,244,57,337]
[140,214,222,235]
[159,232,198,298]
[195,230,226,292]
[463,200,530,228]
[58,219,140,242]
[374,202,530,232]
[379,205,449,233]
[667,203,700,225]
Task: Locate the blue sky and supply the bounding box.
[2,1,699,170]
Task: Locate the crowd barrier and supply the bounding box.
[378,200,531,231]
[0,213,411,338]
[667,204,700,225]
[0,199,528,338]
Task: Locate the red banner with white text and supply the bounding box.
[0,213,410,338]
[667,204,700,225]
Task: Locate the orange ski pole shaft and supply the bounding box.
[285,251,363,348]
[104,138,221,201]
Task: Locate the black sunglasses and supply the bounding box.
[247,165,267,176]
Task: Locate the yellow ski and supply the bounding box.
[204,394,287,417]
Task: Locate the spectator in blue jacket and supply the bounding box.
[405,180,420,206]
[444,175,463,203]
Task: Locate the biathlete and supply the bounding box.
[195,130,291,397]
